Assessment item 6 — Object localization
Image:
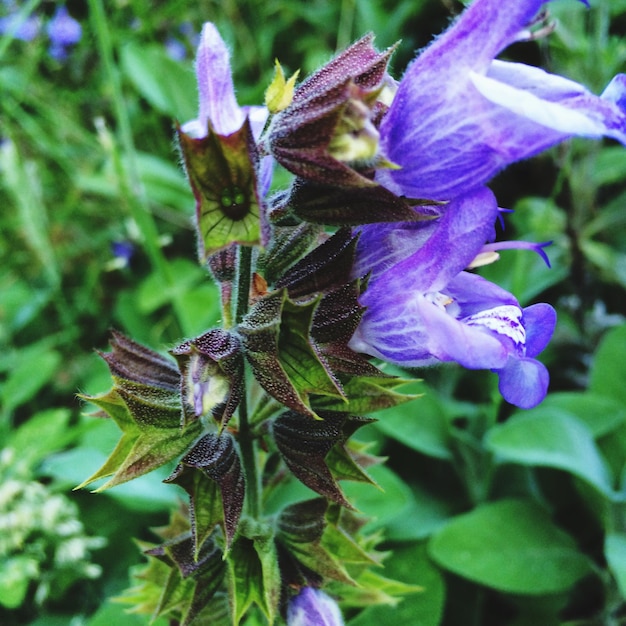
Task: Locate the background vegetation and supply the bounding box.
[1,0,626,624]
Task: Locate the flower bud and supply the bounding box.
[287,587,344,626]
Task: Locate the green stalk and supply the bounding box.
[234,245,260,518]
[88,0,189,336]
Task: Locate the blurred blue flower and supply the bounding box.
[46,6,82,61]
[165,36,187,61]
[351,187,557,409]
[377,0,626,201]
[110,241,135,269]
[0,4,40,41]
[287,587,344,626]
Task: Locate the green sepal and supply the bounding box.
[276,498,355,586]
[178,119,262,259]
[164,464,224,559]
[328,569,424,609]
[265,59,300,114]
[258,221,322,286]
[314,376,422,414]
[325,437,381,486]
[167,432,245,550]
[77,388,202,491]
[145,533,227,626]
[227,522,280,625]
[275,227,358,298]
[118,506,228,626]
[239,289,345,418]
[288,180,430,226]
[272,410,371,506]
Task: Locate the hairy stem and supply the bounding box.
[235,245,260,518]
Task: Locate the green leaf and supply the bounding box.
[77,389,201,490]
[6,408,75,470]
[280,297,345,402]
[373,392,454,460]
[590,323,626,406]
[120,42,197,120]
[1,347,62,415]
[260,222,322,286]
[429,499,593,594]
[265,59,300,113]
[605,532,626,600]
[536,391,626,437]
[485,409,614,496]
[77,333,203,490]
[276,499,355,585]
[343,464,415,532]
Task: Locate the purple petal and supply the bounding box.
[379,0,626,200]
[445,272,518,318]
[471,65,626,144]
[496,356,550,409]
[195,23,244,136]
[351,285,509,370]
[355,187,498,291]
[522,303,556,357]
[287,588,344,626]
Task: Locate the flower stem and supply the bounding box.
[235,245,260,518]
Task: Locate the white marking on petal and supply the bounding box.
[426,291,454,310]
[463,305,525,348]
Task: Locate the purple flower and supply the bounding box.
[350,187,556,409]
[377,0,626,200]
[181,22,267,141]
[47,6,81,61]
[287,587,344,626]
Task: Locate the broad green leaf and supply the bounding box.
[485,409,614,496]
[429,499,592,594]
[536,391,626,437]
[374,392,453,460]
[580,240,626,289]
[121,43,197,120]
[1,347,62,415]
[6,408,75,470]
[590,324,626,406]
[605,533,626,600]
[384,481,461,542]
[343,464,415,532]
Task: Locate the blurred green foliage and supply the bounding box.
[1,0,625,624]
